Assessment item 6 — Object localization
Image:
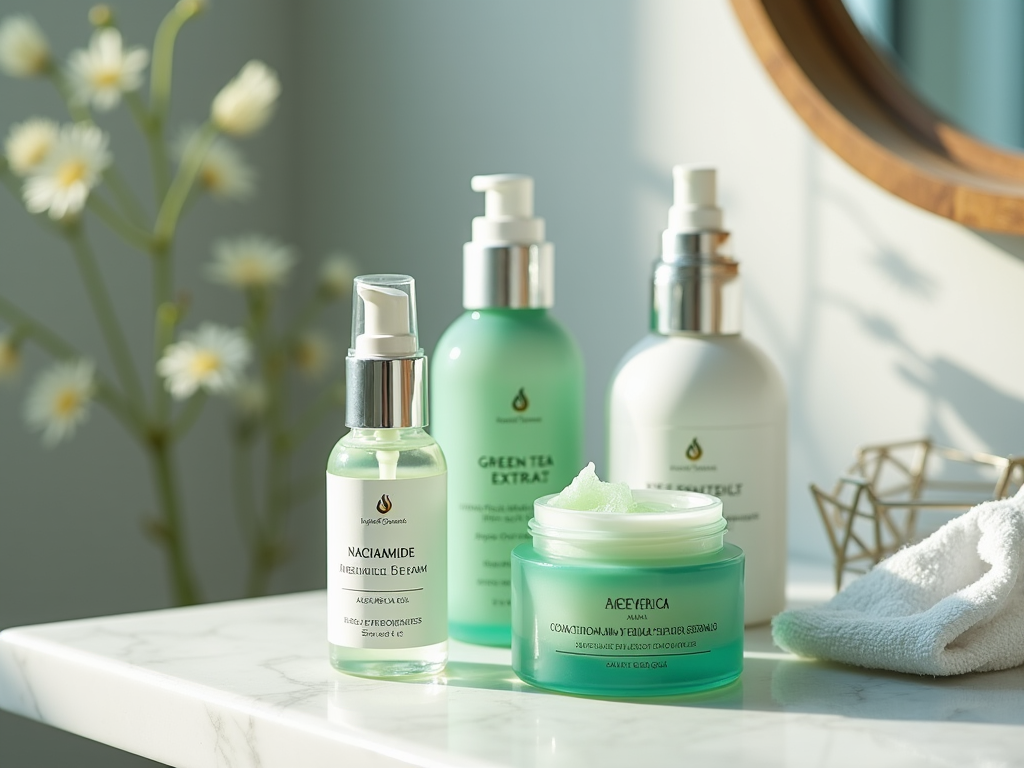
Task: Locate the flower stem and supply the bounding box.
[148,436,202,606]
[0,292,144,435]
[231,425,261,552]
[153,122,217,248]
[66,226,147,409]
[87,193,154,251]
[46,70,91,123]
[242,289,294,596]
[289,380,344,447]
[103,165,151,228]
[126,92,170,204]
[170,391,207,439]
[150,1,204,127]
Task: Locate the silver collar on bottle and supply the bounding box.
[652,231,741,335]
[463,243,554,309]
[345,355,427,429]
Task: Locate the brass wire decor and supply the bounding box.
[811,438,1024,590]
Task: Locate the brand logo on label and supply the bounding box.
[512,387,529,412]
[686,438,703,461]
[376,494,392,514]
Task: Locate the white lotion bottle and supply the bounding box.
[607,166,787,625]
[327,275,447,677]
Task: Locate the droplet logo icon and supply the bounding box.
[686,438,703,461]
[376,494,392,514]
[512,388,529,412]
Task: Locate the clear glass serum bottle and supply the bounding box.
[327,275,447,677]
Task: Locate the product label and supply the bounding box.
[610,423,786,622]
[513,562,744,690]
[326,474,447,648]
[441,381,583,629]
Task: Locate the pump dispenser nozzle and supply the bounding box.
[669,166,723,232]
[355,283,417,358]
[470,174,545,245]
[346,274,427,429]
[463,173,554,310]
[653,165,740,336]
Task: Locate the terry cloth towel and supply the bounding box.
[773,485,1024,676]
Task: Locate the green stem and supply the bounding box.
[66,227,147,408]
[283,293,327,343]
[103,166,150,228]
[170,391,207,439]
[285,473,324,508]
[0,293,144,435]
[242,289,294,596]
[148,438,202,606]
[86,193,154,251]
[231,427,260,555]
[152,300,182,423]
[126,91,169,203]
[153,122,217,248]
[289,380,344,447]
[150,1,203,127]
[47,70,91,123]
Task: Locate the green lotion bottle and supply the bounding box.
[432,174,584,646]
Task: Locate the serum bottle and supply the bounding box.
[607,166,787,625]
[432,174,584,646]
[327,274,447,676]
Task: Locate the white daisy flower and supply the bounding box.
[175,128,255,200]
[319,254,358,298]
[66,28,149,112]
[157,323,252,400]
[0,332,22,380]
[292,331,333,378]
[23,123,111,220]
[24,359,96,446]
[231,377,268,417]
[0,15,50,78]
[208,234,295,289]
[211,60,280,137]
[4,118,58,176]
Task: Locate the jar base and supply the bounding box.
[513,668,741,697]
[329,640,447,678]
[449,621,511,647]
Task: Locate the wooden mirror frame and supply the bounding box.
[731,0,1024,234]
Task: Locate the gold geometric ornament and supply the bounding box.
[811,438,1024,591]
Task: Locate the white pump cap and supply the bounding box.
[353,279,419,358]
[668,165,723,231]
[470,173,546,244]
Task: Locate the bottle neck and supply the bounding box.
[463,243,554,309]
[345,354,428,429]
[651,231,741,336]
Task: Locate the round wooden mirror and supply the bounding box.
[730,0,1024,234]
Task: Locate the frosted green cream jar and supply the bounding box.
[511,489,744,696]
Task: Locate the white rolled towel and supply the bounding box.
[773,486,1024,675]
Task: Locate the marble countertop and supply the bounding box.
[1,564,1023,768]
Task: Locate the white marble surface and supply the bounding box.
[2,564,1023,768]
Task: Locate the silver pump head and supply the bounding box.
[463,173,554,309]
[652,166,741,335]
[345,274,428,429]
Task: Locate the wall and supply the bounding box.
[299,0,1024,565]
[3,0,1024,765]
